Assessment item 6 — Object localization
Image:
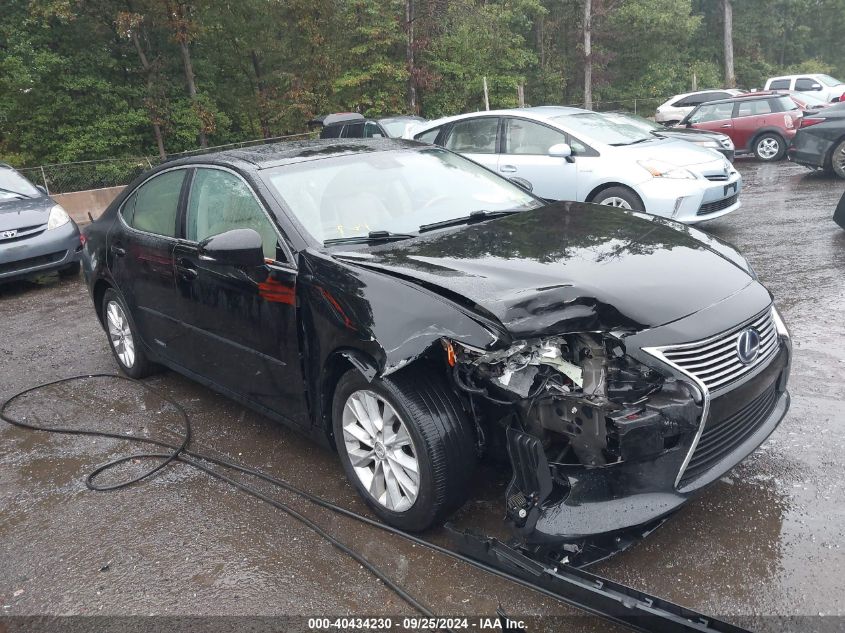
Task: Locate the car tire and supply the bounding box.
[753,133,786,161]
[830,139,845,179]
[332,365,476,532]
[59,261,81,278]
[592,186,645,212]
[102,288,159,379]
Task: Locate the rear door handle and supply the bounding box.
[499,164,517,173]
[175,258,198,281]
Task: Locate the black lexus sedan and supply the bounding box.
[0,163,82,282]
[788,101,845,178]
[605,111,736,161]
[81,139,791,558]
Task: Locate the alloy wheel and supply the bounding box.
[757,137,780,160]
[834,142,845,178]
[600,196,633,209]
[342,389,420,512]
[106,300,135,368]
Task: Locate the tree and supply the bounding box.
[583,0,592,109]
[723,0,735,88]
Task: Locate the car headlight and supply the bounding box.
[47,205,70,230]
[637,159,697,180]
[720,137,734,150]
[692,139,720,149]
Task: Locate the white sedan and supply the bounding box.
[413,106,742,224]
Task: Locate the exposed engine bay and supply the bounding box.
[445,334,703,562]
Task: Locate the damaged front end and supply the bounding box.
[446,333,703,565]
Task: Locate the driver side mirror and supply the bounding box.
[811,83,822,91]
[36,185,48,195]
[548,143,575,163]
[199,228,265,268]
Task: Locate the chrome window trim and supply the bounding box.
[643,305,778,488]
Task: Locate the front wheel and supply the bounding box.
[754,133,786,161]
[593,186,645,212]
[332,366,476,531]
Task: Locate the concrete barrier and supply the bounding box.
[53,186,125,225]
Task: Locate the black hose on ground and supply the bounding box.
[0,374,591,627]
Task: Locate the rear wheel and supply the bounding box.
[592,186,644,212]
[102,288,159,379]
[332,365,476,531]
[831,139,845,179]
[753,133,786,161]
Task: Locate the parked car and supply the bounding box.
[604,111,735,161]
[0,163,82,283]
[680,93,803,161]
[654,89,745,125]
[310,113,427,139]
[765,74,845,103]
[81,138,791,552]
[776,90,836,114]
[788,101,845,179]
[413,107,742,223]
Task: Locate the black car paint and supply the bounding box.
[0,190,82,282]
[82,139,790,550]
[788,104,845,170]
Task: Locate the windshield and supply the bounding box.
[816,74,842,87]
[378,120,410,137]
[791,91,828,107]
[0,168,40,200]
[262,147,540,244]
[601,112,662,133]
[551,112,654,145]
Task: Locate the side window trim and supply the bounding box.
[183,165,295,266]
[117,167,190,241]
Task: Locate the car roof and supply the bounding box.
[693,92,783,106]
[414,106,589,132]
[163,138,426,170]
[669,88,744,100]
[767,74,824,81]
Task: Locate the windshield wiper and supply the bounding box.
[0,187,34,199]
[418,209,522,233]
[323,230,416,246]
[609,138,653,146]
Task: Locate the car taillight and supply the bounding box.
[801,117,825,128]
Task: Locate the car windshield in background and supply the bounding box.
[551,112,654,145]
[0,169,40,200]
[602,113,662,133]
[263,148,541,244]
[777,96,800,111]
[817,74,842,87]
[378,120,408,137]
[792,91,829,107]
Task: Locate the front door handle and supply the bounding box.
[110,245,126,257]
[720,124,732,128]
[499,164,517,173]
[175,258,198,281]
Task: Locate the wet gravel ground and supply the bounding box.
[1,159,844,632]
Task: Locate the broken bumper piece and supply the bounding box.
[504,345,790,562]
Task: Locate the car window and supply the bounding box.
[0,168,41,200]
[736,99,772,117]
[186,168,280,260]
[444,118,499,153]
[671,96,690,107]
[320,124,343,139]
[795,77,820,91]
[126,170,185,237]
[363,121,384,138]
[768,79,791,90]
[342,122,364,138]
[816,74,842,87]
[688,102,734,123]
[503,118,567,155]
[415,127,440,144]
[776,96,800,112]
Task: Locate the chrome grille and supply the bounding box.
[658,309,778,392]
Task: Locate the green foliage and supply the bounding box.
[2,0,845,170]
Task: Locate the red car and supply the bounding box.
[679,93,803,162]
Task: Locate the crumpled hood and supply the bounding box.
[0,195,53,232]
[333,202,755,338]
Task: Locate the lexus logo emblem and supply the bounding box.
[1,229,17,239]
[736,328,761,365]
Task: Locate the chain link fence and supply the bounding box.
[562,97,665,115]
[15,131,317,195]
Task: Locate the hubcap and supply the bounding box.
[600,196,632,209]
[757,138,780,160]
[342,390,419,512]
[106,300,135,368]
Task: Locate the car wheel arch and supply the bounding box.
[750,129,786,150]
[587,182,645,208]
[824,134,845,170]
[93,279,114,329]
[319,348,381,448]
